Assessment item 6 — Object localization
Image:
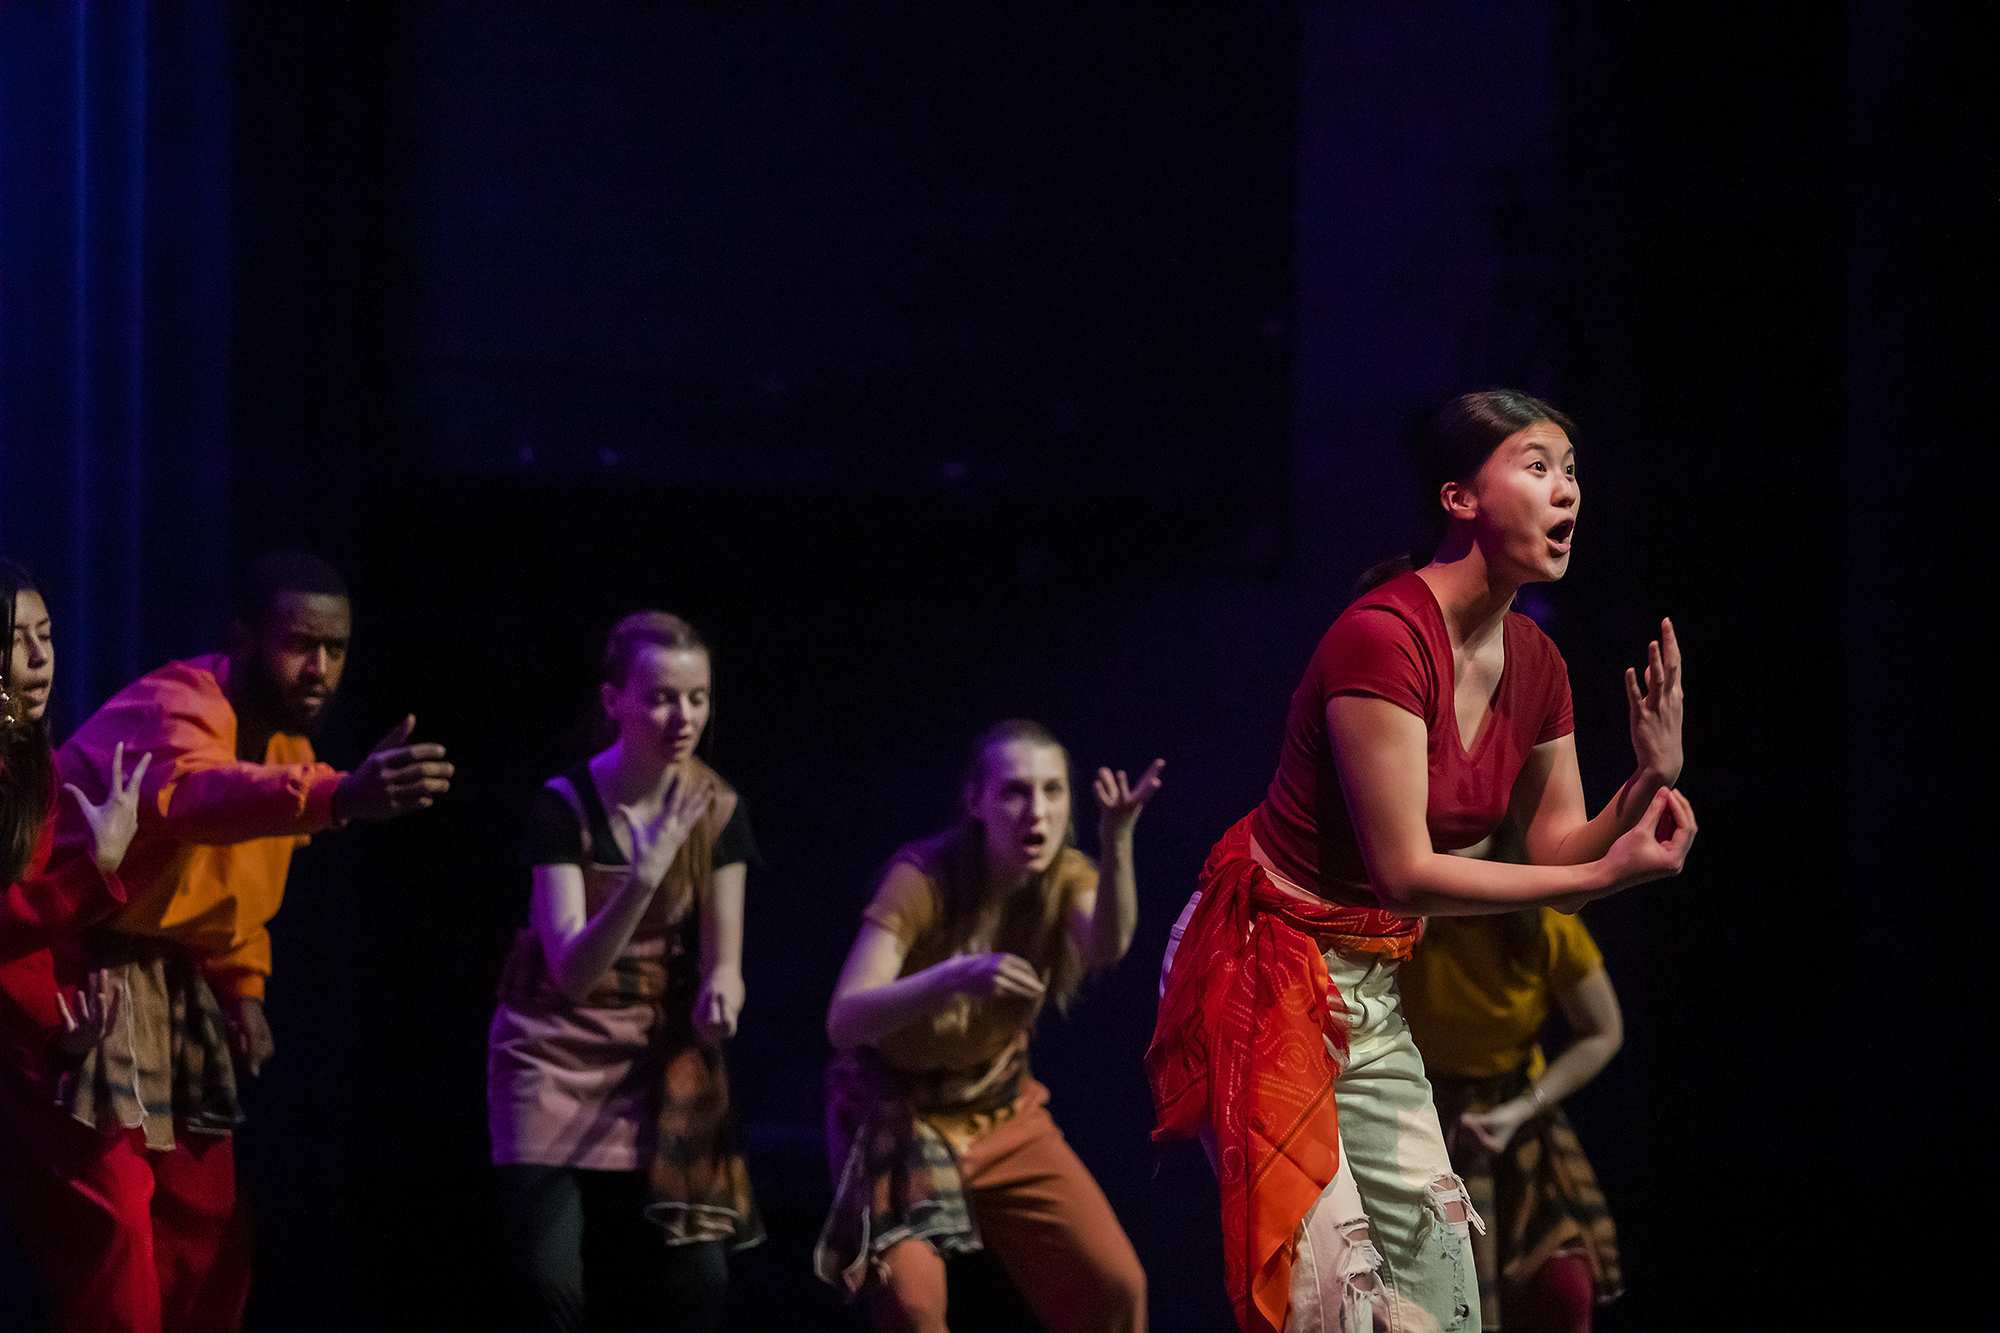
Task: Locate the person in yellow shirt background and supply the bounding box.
[1400,823,1626,1333]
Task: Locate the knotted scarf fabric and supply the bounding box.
[1147,815,1419,1333]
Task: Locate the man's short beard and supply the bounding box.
[237,655,329,738]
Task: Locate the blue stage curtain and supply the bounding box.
[0,2,232,733]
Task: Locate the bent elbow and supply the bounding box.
[1369,878,1424,916]
[1356,852,1433,915]
[824,1006,859,1053]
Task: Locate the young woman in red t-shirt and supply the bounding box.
[1151,391,1692,1333]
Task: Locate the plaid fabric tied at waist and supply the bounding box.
[497,928,764,1251]
[58,933,242,1153]
[1432,1066,1623,1327]
[1147,814,1420,1333]
[812,1044,1029,1297]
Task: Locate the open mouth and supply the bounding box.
[1546,519,1575,553]
[1021,831,1049,855]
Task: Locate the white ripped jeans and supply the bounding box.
[1160,898,1481,1333]
[1285,949,1481,1333]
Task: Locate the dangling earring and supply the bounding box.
[0,595,18,732]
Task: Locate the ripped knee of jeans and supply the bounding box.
[1330,1218,1388,1333]
[1424,1173,1487,1240]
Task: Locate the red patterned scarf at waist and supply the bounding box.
[1146,814,1418,1333]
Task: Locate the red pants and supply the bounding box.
[0,1069,251,1333]
[870,1098,1146,1333]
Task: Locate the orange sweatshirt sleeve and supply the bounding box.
[55,663,343,848]
[146,695,342,843]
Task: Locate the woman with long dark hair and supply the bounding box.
[0,559,149,1070]
[816,719,1163,1333]
[0,559,158,1333]
[487,611,761,1333]
[1150,391,1691,1333]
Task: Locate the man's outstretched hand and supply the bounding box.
[333,715,453,823]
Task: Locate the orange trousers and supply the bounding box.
[870,1097,1145,1333]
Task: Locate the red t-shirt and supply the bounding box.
[1250,571,1574,909]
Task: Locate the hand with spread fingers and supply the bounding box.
[333,715,454,822]
[54,969,121,1057]
[1625,617,1684,787]
[1094,758,1165,844]
[617,771,716,892]
[63,740,152,875]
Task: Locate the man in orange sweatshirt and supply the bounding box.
[9,550,452,1333]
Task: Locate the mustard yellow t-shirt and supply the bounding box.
[1400,909,1603,1080]
[861,843,1095,1075]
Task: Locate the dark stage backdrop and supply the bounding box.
[1,4,1991,1331]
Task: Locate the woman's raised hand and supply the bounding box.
[1626,617,1684,786]
[64,741,152,875]
[947,952,1047,1001]
[616,771,716,890]
[1094,758,1166,842]
[54,969,120,1057]
[1603,785,1696,891]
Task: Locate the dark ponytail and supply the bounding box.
[1353,389,1577,601]
[1351,553,1417,600]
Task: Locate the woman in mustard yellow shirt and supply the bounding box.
[1400,890,1624,1333]
[817,719,1163,1333]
